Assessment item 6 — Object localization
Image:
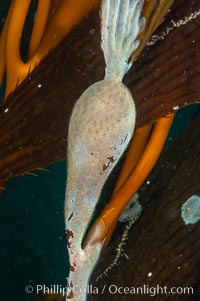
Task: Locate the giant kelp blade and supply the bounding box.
[129,0,200,124]
[0,0,199,182]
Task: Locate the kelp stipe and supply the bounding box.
[65,1,145,300]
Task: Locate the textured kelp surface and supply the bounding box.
[0,0,199,181]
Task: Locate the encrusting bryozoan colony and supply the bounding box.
[65,0,145,300]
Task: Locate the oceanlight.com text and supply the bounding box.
[25,283,194,297]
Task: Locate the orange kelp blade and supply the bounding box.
[33,0,100,62]
[103,125,152,249]
[28,0,51,58]
[0,1,14,85]
[84,115,174,248]
[1,0,100,100]
[113,124,152,193]
[4,0,32,99]
[0,0,50,98]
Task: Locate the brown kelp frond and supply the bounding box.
[0,0,199,182]
[131,0,174,62]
